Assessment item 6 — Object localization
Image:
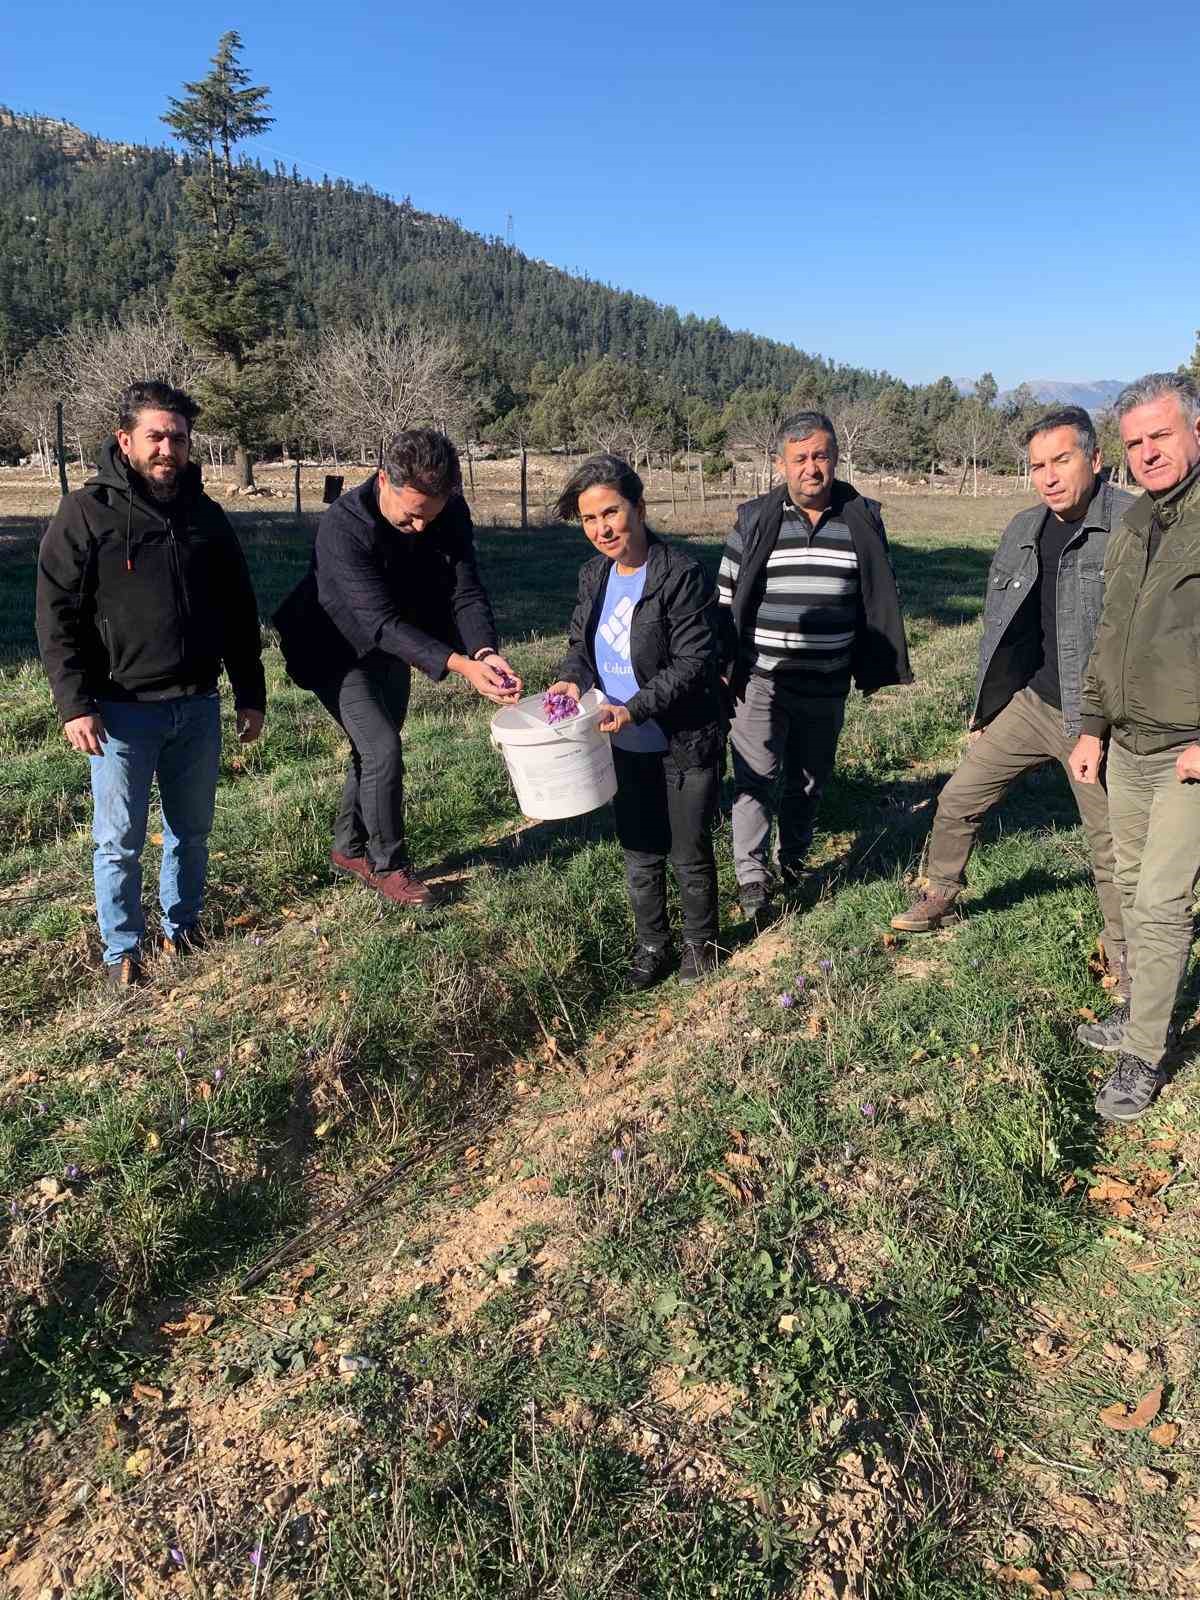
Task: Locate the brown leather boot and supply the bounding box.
[104,956,144,987]
[330,849,375,884]
[890,886,960,933]
[371,866,436,909]
[160,927,205,961]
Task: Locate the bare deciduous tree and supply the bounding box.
[831,396,879,485]
[293,319,467,460]
[721,386,791,485]
[39,299,215,468]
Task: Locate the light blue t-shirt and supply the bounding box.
[596,563,669,754]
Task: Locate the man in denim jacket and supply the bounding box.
[892,407,1132,995]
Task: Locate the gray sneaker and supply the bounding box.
[1094,1053,1163,1123]
[1077,1002,1129,1053]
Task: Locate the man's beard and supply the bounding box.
[132,460,180,502]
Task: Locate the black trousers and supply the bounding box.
[611,746,720,948]
[315,652,412,871]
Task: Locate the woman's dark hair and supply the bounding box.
[554,453,644,522]
[117,380,199,433]
[382,428,462,496]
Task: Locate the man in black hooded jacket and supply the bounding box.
[36,381,265,985]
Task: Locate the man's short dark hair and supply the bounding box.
[382,429,462,496]
[554,453,644,522]
[1024,405,1096,456]
[118,380,199,434]
[776,411,838,456]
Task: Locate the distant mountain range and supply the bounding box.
[955,378,1129,413]
[1003,379,1128,413]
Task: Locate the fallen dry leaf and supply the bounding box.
[1149,1421,1180,1447]
[1136,1466,1170,1494]
[131,1382,164,1405]
[518,1176,550,1196]
[1098,1384,1162,1432]
[160,1311,216,1338]
[706,1169,747,1205]
[993,1567,1048,1594]
[805,1013,824,1040]
[124,1447,151,1477]
[723,1151,760,1174]
[1088,1178,1136,1203]
[1065,1574,1094,1593]
[778,1313,798,1334]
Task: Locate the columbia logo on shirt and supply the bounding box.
[598,595,635,659]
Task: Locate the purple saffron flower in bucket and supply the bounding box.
[543,691,580,725]
[777,992,795,1009]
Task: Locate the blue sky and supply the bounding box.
[4,0,1197,389]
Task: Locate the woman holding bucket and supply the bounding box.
[546,454,725,988]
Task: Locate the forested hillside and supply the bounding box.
[0,111,889,404]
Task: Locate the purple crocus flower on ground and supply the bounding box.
[611,1147,625,1166]
[212,1067,225,1085]
[819,959,833,973]
[65,1163,81,1181]
[777,992,795,1009]
[169,1547,186,1568]
[861,1103,876,1119]
[249,1541,264,1569]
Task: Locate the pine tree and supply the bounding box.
[162,32,291,488]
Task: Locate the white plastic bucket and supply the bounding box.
[490,688,618,821]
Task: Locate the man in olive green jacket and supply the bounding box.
[1069,372,1200,1121]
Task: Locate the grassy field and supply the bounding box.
[2,486,1199,1599]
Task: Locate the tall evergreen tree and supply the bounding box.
[162,33,291,488]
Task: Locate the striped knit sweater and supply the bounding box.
[717,499,861,691]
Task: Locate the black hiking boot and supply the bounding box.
[627,943,674,991]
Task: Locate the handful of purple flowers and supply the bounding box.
[493,666,518,691]
[543,690,580,725]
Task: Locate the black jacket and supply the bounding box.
[274,476,497,688]
[35,439,266,722]
[718,480,913,695]
[555,533,725,770]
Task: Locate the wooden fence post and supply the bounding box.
[520,447,528,529]
[293,460,302,518]
[55,401,68,496]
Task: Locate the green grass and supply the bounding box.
[3,494,1198,1597]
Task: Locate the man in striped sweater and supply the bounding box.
[718,411,912,919]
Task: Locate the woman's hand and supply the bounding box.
[545,680,580,702]
[597,702,632,735]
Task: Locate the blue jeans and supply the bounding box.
[90,695,222,964]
